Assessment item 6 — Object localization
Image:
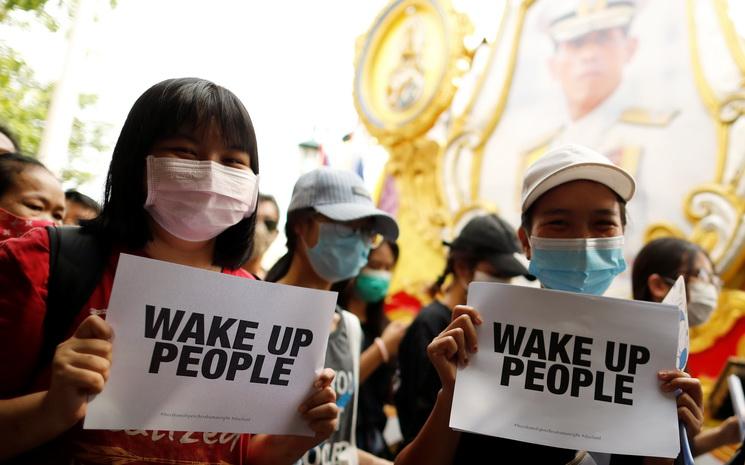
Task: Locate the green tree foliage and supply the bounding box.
[0,0,60,31]
[0,44,51,154]
[0,0,111,186]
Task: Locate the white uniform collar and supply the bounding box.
[556,84,629,148]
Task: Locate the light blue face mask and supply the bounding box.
[528,236,626,295]
[307,223,372,283]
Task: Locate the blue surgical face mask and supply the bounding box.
[528,236,626,295]
[307,222,371,283]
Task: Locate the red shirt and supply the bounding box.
[0,227,254,464]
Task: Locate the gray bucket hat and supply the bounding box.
[287,167,399,240]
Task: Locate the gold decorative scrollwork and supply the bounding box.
[647,1,744,274]
[385,138,450,296]
[354,0,474,298]
[442,0,536,207]
[468,0,536,202]
[642,0,745,358]
[354,0,473,146]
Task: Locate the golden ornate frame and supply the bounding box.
[354,0,745,340]
[353,0,474,298]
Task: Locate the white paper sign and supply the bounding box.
[84,254,337,436]
[450,283,680,458]
[661,276,689,370]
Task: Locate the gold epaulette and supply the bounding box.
[619,107,679,127]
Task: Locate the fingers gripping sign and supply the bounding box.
[427,306,482,391]
[299,368,340,442]
[658,370,704,436]
[45,315,114,427]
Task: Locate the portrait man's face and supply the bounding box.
[549,27,638,119]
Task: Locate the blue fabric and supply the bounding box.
[307,223,371,283]
[528,237,627,295]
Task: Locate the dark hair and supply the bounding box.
[332,240,400,336]
[65,189,101,214]
[632,237,710,302]
[259,193,279,218]
[0,123,20,153]
[83,78,259,269]
[428,246,480,298]
[0,152,49,198]
[265,207,315,282]
[520,192,628,233]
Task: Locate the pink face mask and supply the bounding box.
[144,156,259,242]
[0,207,55,240]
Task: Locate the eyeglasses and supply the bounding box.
[665,268,723,290]
[317,217,384,248]
[688,268,724,289]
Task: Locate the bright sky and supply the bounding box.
[0,0,498,266]
[3,0,743,213]
[4,0,394,210]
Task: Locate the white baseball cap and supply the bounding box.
[521,144,636,212]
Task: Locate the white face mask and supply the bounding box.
[472,270,510,284]
[687,280,719,327]
[144,156,259,242]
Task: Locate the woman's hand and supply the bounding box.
[250,368,340,464]
[43,315,113,429]
[381,320,410,359]
[427,305,482,392]
[298,368,339,443]
[658,370,704,437]
[716,415,743,445]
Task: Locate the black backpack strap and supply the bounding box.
[40,226,110,368]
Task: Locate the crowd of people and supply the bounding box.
[0,77,738,465]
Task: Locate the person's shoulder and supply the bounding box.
[419,300,451,318]
[409,301,451,331]
[1,226,50,263]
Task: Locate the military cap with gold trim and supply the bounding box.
[546,0,636,42]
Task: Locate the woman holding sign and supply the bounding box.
[394,145,704,465]
[0,78,340,464]
[633,238,740,456]
[266,167,399,465]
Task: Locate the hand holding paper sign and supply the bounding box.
[425,284,694,459]
[299,368,340,440]
[83,254,339,438]
[44,315,113,428]
[658,370,703,436]
[427,306,482,391]
[0,315,115,460]
[248,368,340,464]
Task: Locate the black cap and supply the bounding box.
[447,214,534,280]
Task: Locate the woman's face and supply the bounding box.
[149,123,254,173]
[646,251,717,303]
[365,241,397,273]
[0,166,65,224]
[520,180,623,258]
